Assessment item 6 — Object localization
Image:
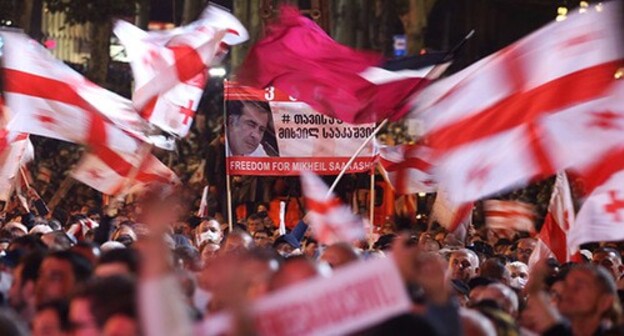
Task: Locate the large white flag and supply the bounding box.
[1,31,149,153]
[114,5,248,136]
[377,143,437,194]
[407,2,624,204]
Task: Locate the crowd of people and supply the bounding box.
[0,171,622,336]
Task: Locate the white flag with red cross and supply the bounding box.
[377,143,437,194]
[300,172,365,244]
[568,147,624,251]
[1,31,149,153]
[71,145,179,196]
[407,1,624,204]
[114,5,248,136]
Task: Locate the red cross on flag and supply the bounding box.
[0,31,150,153]
[528,172,579,269]
[567,148,624,251]
[300,172,365,245]
[114,5,248,136]
[71,145,179,195]
[376,143,437,195]
[407,1,624,204]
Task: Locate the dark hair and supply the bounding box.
[71,276,136,328]
[19,251,45,284]
[97,249,139,275]
[480,258,508,282]
[46,251,93,283]
[228,100,271,119]
[36,300,70,331]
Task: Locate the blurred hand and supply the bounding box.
[391,234,450,305]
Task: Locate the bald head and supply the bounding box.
[449,249,480,282]
[320,243,360,269]
[269,256,320,291]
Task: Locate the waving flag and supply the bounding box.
[114,5,248,136]
[300,172,365,244]
[238,5,451,124]
[484,200,536,233]
[1,31,148,153]
[528,172,579,268]
[377,143,437,194]
[72,146,179,195]
[568,147,624,251]
[408,1,624,204]
[0,132,33,201]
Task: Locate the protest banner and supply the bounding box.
[199,257,411,336]
[224,82,377,176]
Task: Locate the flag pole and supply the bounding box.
[326,118,387,198]
[225,173,233,232]
[19,166,30,189]
[368,166,375,247]
[223,79,234,232]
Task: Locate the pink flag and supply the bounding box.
[71,146,179,196]
[300,172,365,244]
[1,31,148,153]
[114,5,248,136]
[407,2,624,204]
[238,6,450,124]
[484,200,536,234]
[567,148,624,251]
[377,143,436,194]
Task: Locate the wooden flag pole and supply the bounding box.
[225,173,233,232]
[326,118,388,198]
[19,166,30,189]
[368,165,376,248]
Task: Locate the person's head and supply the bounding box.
[246,214,264,235]
[319,242,360,269]
[69,276,136,336]
[480,258,511,285]
[470,283,519,317]
[32,300,70,336]
[9,251,44,315]
[272,235,300,258]
[94,249,139,278]
[559,264,620,325]
[227,101,270,156]
[592,247,624,281]
[36,251,93,305]
[195,219,223,247]
[252,229,273,249]
[221,230,253,255]
[269,256,320,291]
[515,238,536,264]
[200,242,220,265]
[449,249,480,282]
[506,261,529,289]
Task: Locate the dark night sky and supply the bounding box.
[150,0,233,23]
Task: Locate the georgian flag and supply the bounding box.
[0,132,33,201]
[484,200,536,233]
[407,1,624,204]
[72,145,179,196]
[300,172,365,244]
[377,143,437,194]
[1,31,149,153]
[114,5,248,136]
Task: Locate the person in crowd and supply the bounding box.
[449,249,481,283]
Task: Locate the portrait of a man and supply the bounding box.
[226,100,278,157]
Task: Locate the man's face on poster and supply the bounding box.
[228,103,269,156]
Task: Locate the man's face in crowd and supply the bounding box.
[253,231,272,248]
[592,251,623,281]
[516,238,536,264]
[247,217,264,234]
[32,307,66,336]
[559,268,613,319]
[69,298,99,336]
[449,250,479,282]
[36,257,75,304]
[227,103,269,156]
